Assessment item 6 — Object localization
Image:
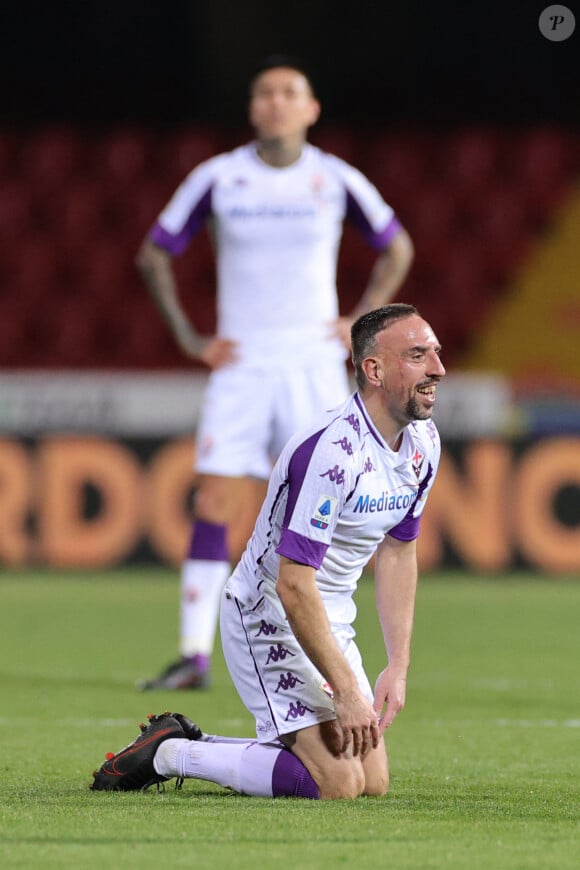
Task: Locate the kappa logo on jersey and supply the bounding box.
[426,419,438,446]
[412,448,425,479]
[320,465,345,485]
[310,495,338,529]
[363,456,375,474]
[333,436,353,455]
[344,413,361,435]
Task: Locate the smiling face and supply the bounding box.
[249,67,320,143]
[364,315,446,427]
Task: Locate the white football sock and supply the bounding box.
[179,559,230,657]
[153,738,280,797]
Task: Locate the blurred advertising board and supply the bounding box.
[0,373,578,573]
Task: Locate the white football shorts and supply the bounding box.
[220,588,374,743]
[195,358,349,478]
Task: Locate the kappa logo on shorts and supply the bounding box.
[285,701,315,721]
[265,644,296,664]
[255,620,278,637]
[310,495,338,530]
[275,672,306,693]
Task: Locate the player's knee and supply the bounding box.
[194,483,233,524]
[363,767,389,797]
[317,764,366,800]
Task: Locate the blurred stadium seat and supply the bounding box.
[93,128,156,187]
[9,237,63,304]
[49,297,100,366]
[59,179,108,242]
[365,132,436,203]
[17,127,85,189]
[0,131,18,179]
[310,125,360,163]
[405,184,459,246]
[163,127,219,185]
[439,128,502,201]
[0,181,36,240]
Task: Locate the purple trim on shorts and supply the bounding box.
[346,191,402,251]
[389,462,433,542]
[233,596,279,733]
[149,185,213,256]
[187,519,228,561]
[272,748,319,799]
[276,528,329,569]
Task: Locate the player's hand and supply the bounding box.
[328,317,354,351]
[175,331,239,368]
[373,666,408,734]
[333,689,380,758]
[198,336,239,369]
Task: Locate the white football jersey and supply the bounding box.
[150,143,400,365]
[225,392,441,625]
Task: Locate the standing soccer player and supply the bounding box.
[91,305,445,799]
[136,56,414,690]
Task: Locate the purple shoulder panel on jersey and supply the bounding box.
[388,462,434,542]
[149,185,213,256]
[282,427,327,525]
[274,427,330,568]
[346,192,402,251]
[276,528,329,569]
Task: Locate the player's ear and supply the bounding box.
[308,98,321,127]
[361,357,383,388]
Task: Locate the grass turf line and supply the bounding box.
[0,569,578,869]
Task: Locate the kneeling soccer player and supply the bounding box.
[91,305,444,800]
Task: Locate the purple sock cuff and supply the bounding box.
[187,520,228,561]
[272,749,319,800]
[185,653,210,673]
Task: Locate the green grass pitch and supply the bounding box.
[1,569,578,869]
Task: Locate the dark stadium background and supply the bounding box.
[2,1,579,126]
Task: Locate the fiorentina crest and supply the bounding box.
[412,448,424,479]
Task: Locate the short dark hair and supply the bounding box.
[249,55,316,96]
[352,304,420,390]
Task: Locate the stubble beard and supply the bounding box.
[404,395,433,421]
